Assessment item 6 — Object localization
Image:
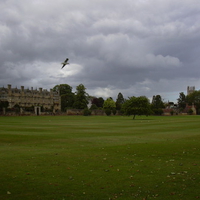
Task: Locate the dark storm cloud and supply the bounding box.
[0,0,200,101]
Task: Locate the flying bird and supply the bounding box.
[61,58,69,69]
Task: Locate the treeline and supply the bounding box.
[54,83,200,117]
[53,84,167,118]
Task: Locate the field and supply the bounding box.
[0,115,200,200]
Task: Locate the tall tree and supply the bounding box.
[103,97,116,116]
[177,92,186,111]
[98,97,104,108]
[186,90,200,114]
[103,98,116,109]
[116,92,125,111]
[73,84,88,109]
[53,84,74,111]
[122,96,152,119]
[186,91,200,104]
[151,95,165,109]
[53,84,72,95]
[151,95,165,115]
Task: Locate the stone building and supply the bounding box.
[0,84,61,114]
[187,86,195,95]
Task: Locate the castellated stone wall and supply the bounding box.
[0,84,61,112]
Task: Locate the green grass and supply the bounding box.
[0,115,200,200]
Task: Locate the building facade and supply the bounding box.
[0,84,61,114]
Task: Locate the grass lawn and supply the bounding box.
[0,115,200,200]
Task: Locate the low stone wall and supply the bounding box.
[66,109,83,115]
[1,109,108,116]
[163,112,171,116]
[91,110,105,116]
[66,109,106,116]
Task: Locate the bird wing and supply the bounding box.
[61,64,66,69]
[61,58,69,69]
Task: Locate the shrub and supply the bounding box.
[188,109,193,115]
[83,108,91,116]
[112,108,117,115]
[105,108,111,116]
[90,104,98,110]
[153,108,163,115]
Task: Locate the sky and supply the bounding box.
[1,0,200,102]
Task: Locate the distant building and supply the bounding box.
[0,84,61,114]
[182,103,197,115]
[187,86,195,95]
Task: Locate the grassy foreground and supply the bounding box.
[0,115,200,200]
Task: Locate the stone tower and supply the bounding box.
[187,86,195,95]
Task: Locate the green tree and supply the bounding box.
[73,84,88,109]
[116,92,125,111]
[186,90,200,104]
[103,97,116,116]
[151,95,165,108]
[53,84,72,95]
[98,97,104,108]
[177,92,186,111]
[53,84,74,111]
[122,96,152,119]
[90,104,98,110]
[186,90,200,114]
[104,108,112,116]
[61,94,75,111]
[151,95,165,115]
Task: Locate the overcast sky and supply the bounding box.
[1,0,200,102]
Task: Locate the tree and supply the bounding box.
[91,97,104,108]
[177,92,186,111]
[151,95,165,108]
[61,93,75,111]
[53,84,74,111]
[104,108,112,116]
[73,84,88,109]
[116,92,125,111]
[90,104,98,110]
[103,97,116,116]
[0,101,9,110]
[186,90,200,114]
[98,97,104,108]
[151,95,165,115]
[53,84,72,95]
[186,90,200,104]
[122,96,152,119]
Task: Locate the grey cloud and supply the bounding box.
[0,0,200,102]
